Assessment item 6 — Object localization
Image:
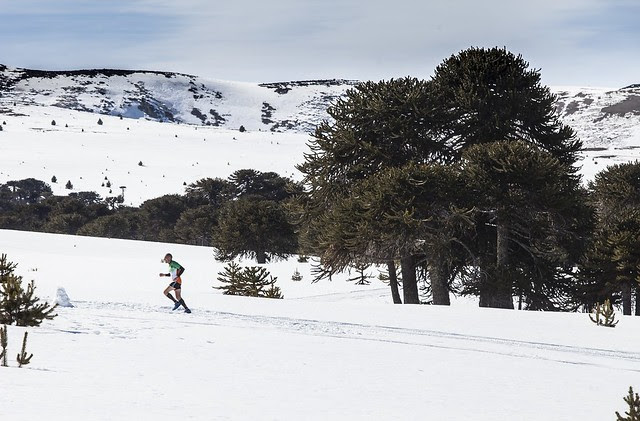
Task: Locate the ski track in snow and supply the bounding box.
[45,300,640,374]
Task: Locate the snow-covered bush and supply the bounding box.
[55,287,74,308]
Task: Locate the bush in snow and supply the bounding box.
[51,175,57,183]
[291,269,302,282]
[216,263,283,299]
[51,120,56,126]
[589,299,618,327]
[65,180,73,190]
[616,386,640,420]
[0,254,57,326]
[97,118,103,125]
[239,125,246,132]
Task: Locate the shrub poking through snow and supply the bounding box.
[16,331,32,368]
[65,180,73,190]
[616,386,640,421]
[291,268,303,282]
[216,263,283,299]
[0,254,57,326]
[97,118,103,125]
[589,299,618,327]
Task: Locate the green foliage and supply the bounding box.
[185,178,234,208]
[138,195,189,242]
[0,254,57,326]
[616,387,640,421]
[215,263,283,299]
[589,299,619,327]
[213,197,297,264]
[16,331,33,368]
[0,325,7,367]
[3,178,53,204]
[228,169,301,202]
[579,162,640,314]
[174,205,218,246]
[461,140,592,309]
[429,46,581,166]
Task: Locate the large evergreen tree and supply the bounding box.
[578,161,640,315]
[297,77,442,304]
[213,197,297,264]
[429,47,581,166]
[460,140,592,309]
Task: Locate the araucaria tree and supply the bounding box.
[297,48,586,308]
[297,77,445,304]
[460,141,591,309]
[578,161,640,315]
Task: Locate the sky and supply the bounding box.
[0,0,638,87]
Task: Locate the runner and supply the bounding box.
[159,253,191,313]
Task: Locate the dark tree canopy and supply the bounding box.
[430,47,581,166]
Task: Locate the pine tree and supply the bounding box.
[581,162,640,315]
[51,175,57,183]
[97,118,103,125]
[291,269,303,282]
[616,387,640,421]
[0,254,57,326]
[65,180,73,190]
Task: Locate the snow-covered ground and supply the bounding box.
[0,104,308,205]
[0,229,638,420]
[2,82,640,419]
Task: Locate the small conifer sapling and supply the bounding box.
[16,331,32,368]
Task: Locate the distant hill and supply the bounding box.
[1,64,640,147]
[0,64,355,133]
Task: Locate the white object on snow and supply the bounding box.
[55,287,74,307]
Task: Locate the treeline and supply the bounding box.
[0,170,300,264]
[292,47,640,314]
[3,47,640,314]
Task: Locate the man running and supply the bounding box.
[159,253,191,313]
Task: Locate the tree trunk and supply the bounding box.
[429,262,450,306]
[492,219,514,309]
[401,255,420,304]
[622,281,632,316]
[256,249,267,264]
[635,285,640,316]
[387,261,402,304]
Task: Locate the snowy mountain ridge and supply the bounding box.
[0,64,355,134]
[2,64,640,147]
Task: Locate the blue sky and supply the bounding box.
[0,0,638,87]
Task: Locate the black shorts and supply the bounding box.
[168,281,181,289]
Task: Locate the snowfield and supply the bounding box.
[1,229,639,420]
[1,78,640,419]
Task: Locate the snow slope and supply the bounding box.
[0,229,638,420]
[1,67,640,420]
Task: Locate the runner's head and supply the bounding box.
[163,253,173,263]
